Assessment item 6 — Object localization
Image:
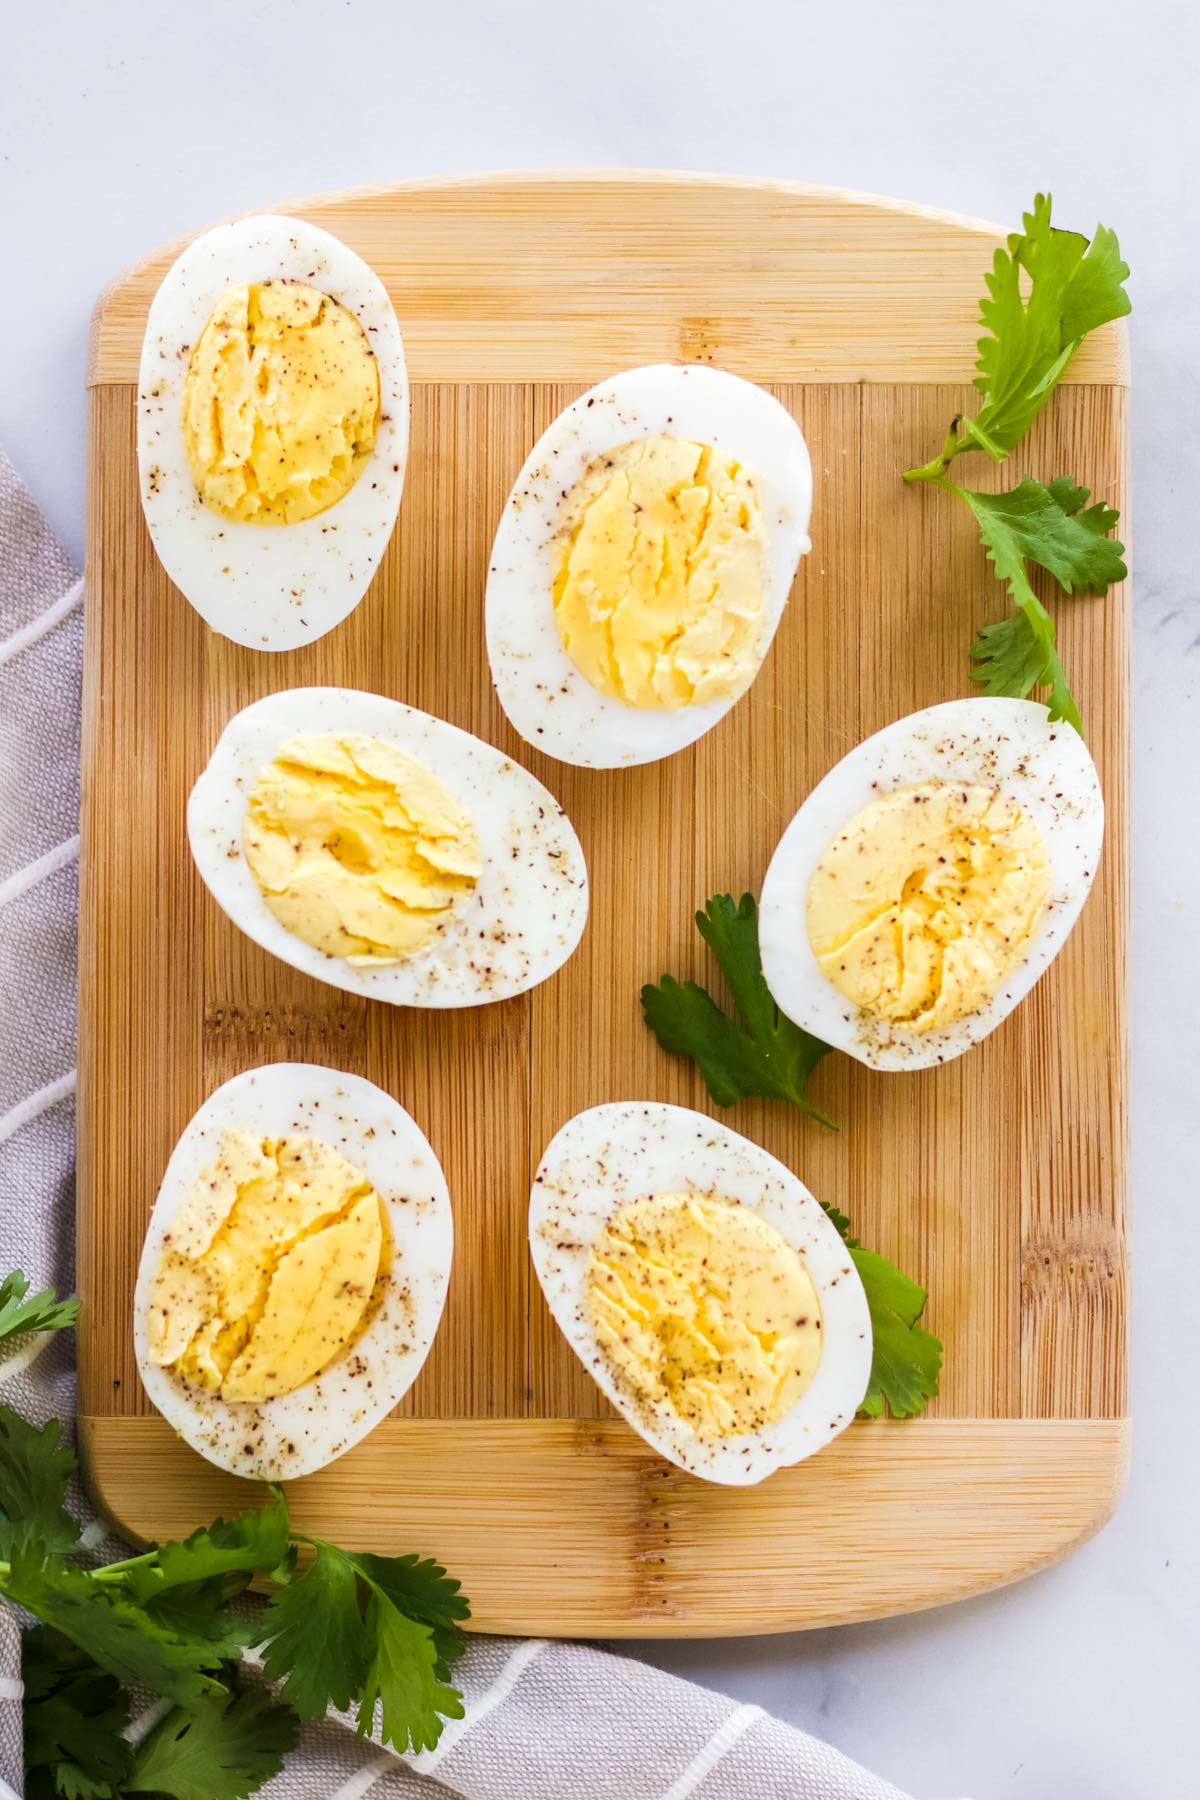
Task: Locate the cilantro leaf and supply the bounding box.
[970,609,1079,729]
[32,1764,114,1800]
[115,1489,294,1658]
[642,894,836,1128]
[1014,203,1132,363]
[355,1588,463,1755]
[959,476,1126,597]
[0,1314,474,1783]
[125,1685,297,1799]
[133,1576,260,1661]
[905,194,1130,480]
[22,1627,133,1800]
[968,193,1129,454]
[819,1205,942,1418]
[144,1488,293,1594]
[0,1270,79,1353]
[851,1247,943,1419]
[257,1539,370,1720]
[6,1553,225,1708]
[0,1406,80,1559]
[348,1552,470,1682]
[126,1483,293,1612]
[258,1539,466,1752]
[957,474,1126,731]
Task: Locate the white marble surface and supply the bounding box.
[2,3,1196,1795]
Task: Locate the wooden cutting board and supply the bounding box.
[79,172,1129,1637]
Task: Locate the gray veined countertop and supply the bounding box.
[2,2,1196,1795]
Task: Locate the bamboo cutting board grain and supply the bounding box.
[79,173,1129,1635]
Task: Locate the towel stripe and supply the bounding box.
[658,1703,764,1800]
[0,577,82,667]
[0,1327,61,1382]
[0,834,79,910]
[0,1678,20,1701]
[0,1070,75,1146]
[0,1771,21,1800]
[409,1638,548,1778]
[123,1695,174,1745]
[327,1750,397,1800]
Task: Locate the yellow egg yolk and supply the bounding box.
[807,781,1051,1034]
[552,437,768,710]
[585,1192,823,1439]
[243,733,482,965]
[147,1132,386,1403]
[181,280,380,524]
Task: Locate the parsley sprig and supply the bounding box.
[819,1207,942,1419]
[0,1269,79,1351]
[3,1287,470,1799]
[642,893,836,1128]
[23,1626,297,1800]
[258,1542,467,1751]
[945,472,1127,732]
[643,896,942,1417]
[902,193,1130,732]
[904,193,1130,482]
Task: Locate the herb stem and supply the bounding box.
[88,1551,160,1582]
[902,421,963,484]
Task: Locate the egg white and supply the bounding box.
[529,1102,871,1486]
[758,698,1105,1072]
[187,687,589,1007]
[133,1063,452,1480]
[137,214,408,651]
[485,365,813,768]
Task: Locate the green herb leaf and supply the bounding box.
[642,894,836,1128]
[852,1248,943,1419]
[134,1577,261,1661]
[6,1553,226,1709]
[354,1587,463,1755]
[905,194,1130,480]
[0,1273,473,1787]
[0,1407,80,1559]
[0,1271,79,1353]
[125,1685,297,1800]
[22,1626,133,1800]
[30,1763,116,1800]
[257,1539,370,1720]
[347,1552,469,1682]
[970,606,1052,697]
[958,474,1125,731]
[258,1539,466,1753]
[112,1489,294,1659]
[144,1488,293,1594]
[820,1206,942,1418]
[970,608,1081,730]
[960,476,1126,596]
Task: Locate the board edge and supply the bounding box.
[77,1414,1130,1638]
[86,168,1130,389]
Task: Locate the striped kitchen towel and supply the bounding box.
[0,444,928,1800]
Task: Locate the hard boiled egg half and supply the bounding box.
[134,1064,452,1479]
[529,1103,871,1485]
[759,698,1104,1071]
[137,214,408,649]
[188,687,589,1007]
[486,365,812,767]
